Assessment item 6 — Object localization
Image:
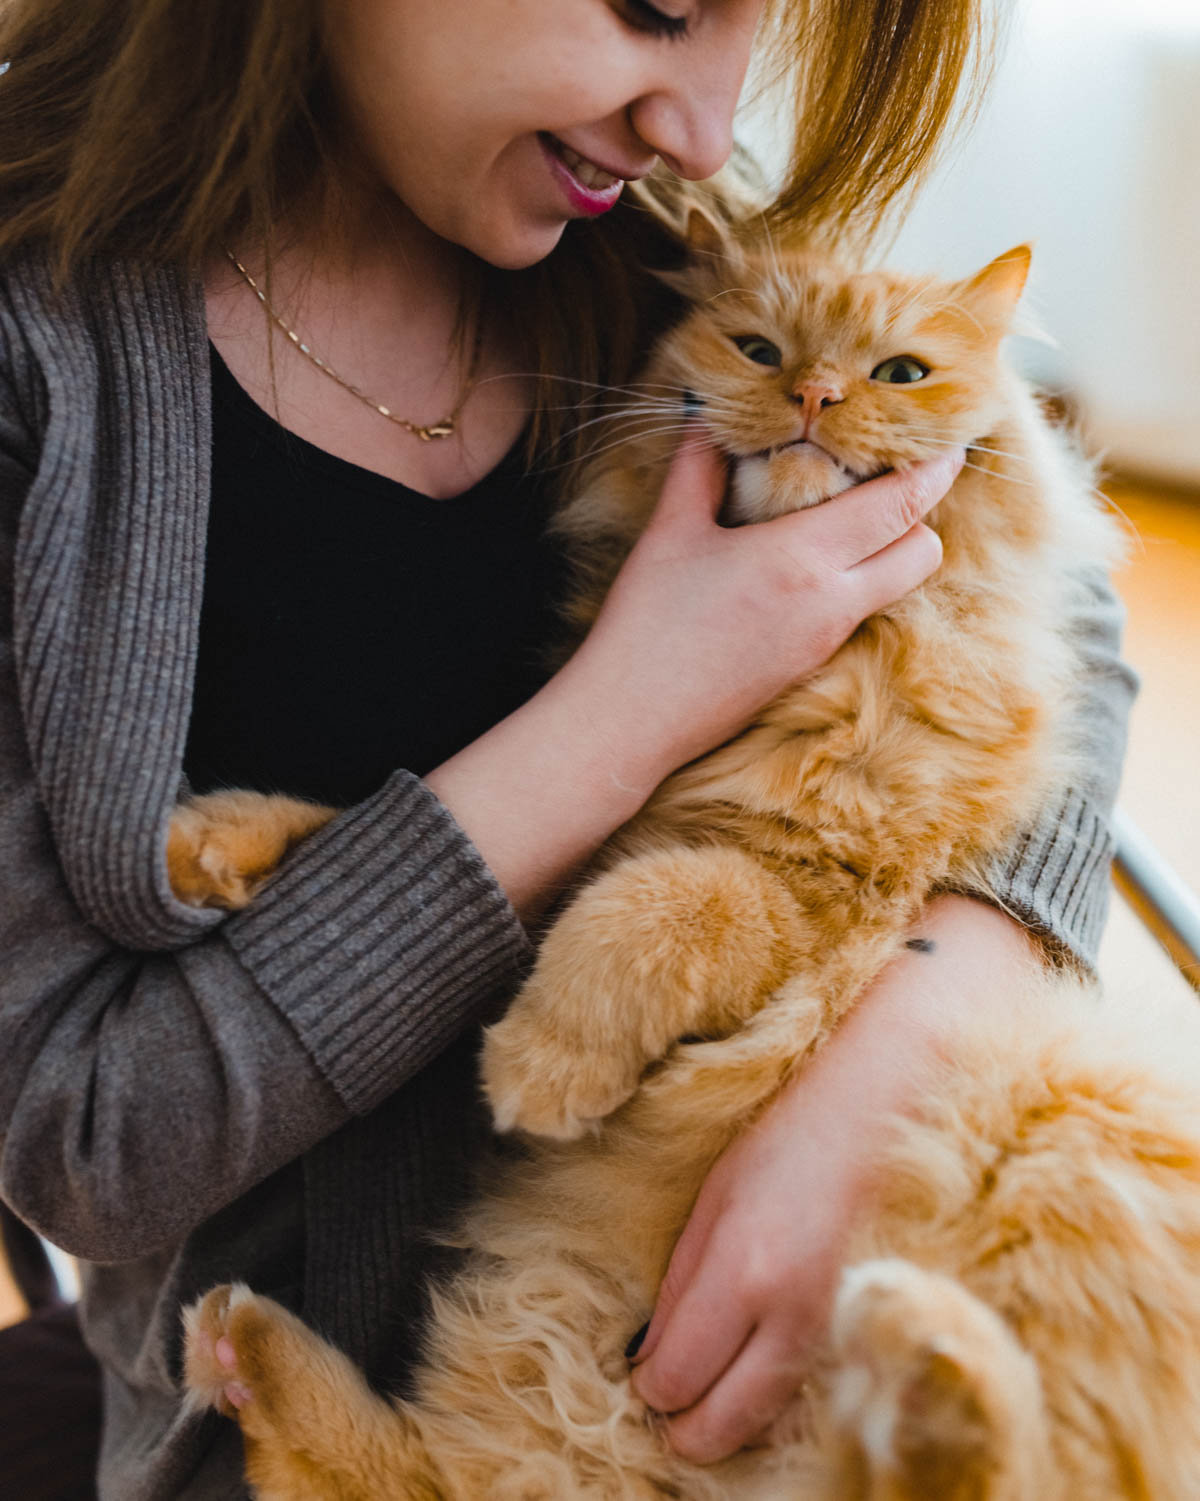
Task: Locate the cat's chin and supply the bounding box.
[727,447,857,524]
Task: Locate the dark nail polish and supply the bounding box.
[682,390,704,414]
[905,936,937,954]
[625,1322,650,1360]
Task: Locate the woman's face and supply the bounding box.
[322,0,765,268]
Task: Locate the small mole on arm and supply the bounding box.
[905,936,937,954]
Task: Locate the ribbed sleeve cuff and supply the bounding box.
[222,770,532,1116]
[957,788,1115,974]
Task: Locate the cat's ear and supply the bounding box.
[653,204,745,300]
[682,204,737,261]
[955,245,1033,331]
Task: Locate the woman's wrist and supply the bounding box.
[423,664,668,924]
[774,895,1040,1151]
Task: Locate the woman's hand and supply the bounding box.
[629,895,1040,1464]
[426,433,959,921]
[566,432,958,794]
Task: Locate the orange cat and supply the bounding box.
[173,228,1200,1499]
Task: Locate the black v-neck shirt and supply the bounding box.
[183,347,567,808]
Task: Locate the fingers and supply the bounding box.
[658,1328,810,1465]
[631,1282,754,1421]
[629,1182,721,1378]
[647,424,729,531]
[772,450,963,572]
[847,520,944,617]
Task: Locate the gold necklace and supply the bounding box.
[224,250,481,442]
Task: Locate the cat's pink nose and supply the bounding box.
[790,381,843,411]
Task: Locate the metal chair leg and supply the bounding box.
[1112,807,1200,993]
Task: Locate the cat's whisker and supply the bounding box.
[534,401,687,420]
[755,210,786,297]
[958,460,1040,489]
[1087,488,1146,555]
[882,430,1045,471]
[537,422,695,472]
[545,409,696,453]
[551,410,691,446]
[475,372,701,403]
[883,278,940,334]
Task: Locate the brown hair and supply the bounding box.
[0,0,995,464]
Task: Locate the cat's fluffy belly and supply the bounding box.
[730,443,857,522]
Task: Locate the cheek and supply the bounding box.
[888,381,985,432]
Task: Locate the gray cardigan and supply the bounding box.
[0,253,1136,1500]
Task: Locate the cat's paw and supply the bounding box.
[830,1259,1047,1499]
[183,1283,260,1418]
[182,1283,320,1430]
[167,791,337,909]
[481,976,644,1140]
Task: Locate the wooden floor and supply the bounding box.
[2,474,1197,1331]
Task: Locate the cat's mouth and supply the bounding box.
[750,437,858,477]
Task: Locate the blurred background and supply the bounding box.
[890,0,1200,487]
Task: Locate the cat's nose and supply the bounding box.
[790,381,844,411]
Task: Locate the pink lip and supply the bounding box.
[537,135,625,218]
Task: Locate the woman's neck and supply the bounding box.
[205,179,533,499]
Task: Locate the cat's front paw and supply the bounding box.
[167,792,337,909]
[183,1283,263,1418]
[481,972,644,1140]
[182,1283,320,1428]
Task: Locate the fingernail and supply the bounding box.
[682,390,704,415]
[625,1322,650,1361]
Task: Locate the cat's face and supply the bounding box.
[651,239,1031,523]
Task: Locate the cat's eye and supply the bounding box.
[733,336,783,368]
[871,356,930,384]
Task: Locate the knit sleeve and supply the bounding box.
[0,425,529,1277]
[962,566,1139,970]
[0,261,532,1263]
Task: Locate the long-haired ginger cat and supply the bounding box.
[171,224,1200,1500]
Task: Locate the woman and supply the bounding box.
[0,0,1134,1496]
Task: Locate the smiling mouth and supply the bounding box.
[542,136,621,191]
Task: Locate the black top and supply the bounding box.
[184,347,566,807]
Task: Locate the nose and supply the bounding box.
[790,381,844,411]
[628,13,758,180]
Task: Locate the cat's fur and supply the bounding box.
[173,229,1200,1500]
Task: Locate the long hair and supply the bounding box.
[0,0,996,465]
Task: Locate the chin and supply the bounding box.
[729,449,857,525]
[464,211,568,271]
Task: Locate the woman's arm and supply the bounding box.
[630,894,1042,1462]
[0,401,529,1261]
[630,565,1138,1459]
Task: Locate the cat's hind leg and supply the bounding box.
[826,1259,1055,1501]
[167,791,337,909]
[482,842,811,1139]
[183,1284,444,1501]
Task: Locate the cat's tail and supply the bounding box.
[824,1258,1055,1501]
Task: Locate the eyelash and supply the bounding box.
[625,0,691,41]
